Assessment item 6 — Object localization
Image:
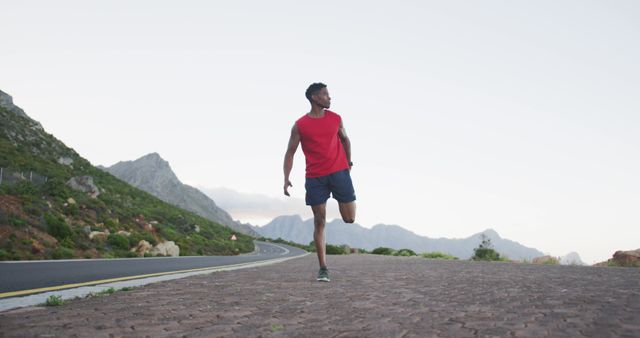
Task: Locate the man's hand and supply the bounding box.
[284,180,293,196]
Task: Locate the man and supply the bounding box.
[283,82,356,282]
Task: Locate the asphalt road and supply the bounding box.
[0,240,306,294]
[2,254,638,337]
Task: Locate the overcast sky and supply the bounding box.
[2,1,639,264]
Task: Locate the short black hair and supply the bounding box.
[305,82,327,102]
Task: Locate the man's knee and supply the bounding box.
[342,217,355,223]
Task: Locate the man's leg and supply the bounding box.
[330,169,356,223]
[338,201,356,223]
[311,203,327,268]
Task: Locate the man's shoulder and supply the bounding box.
[295,114,307,125]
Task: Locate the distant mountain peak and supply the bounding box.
[136,152,171,169]
[274,214,304,222]
[140,152,162,161]
[0,89,43,129]
[480,228,501,238]
[106,152,177,185]
[103,154,260,237]
[371,223,411,233]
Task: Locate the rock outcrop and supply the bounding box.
[150,241,180,257]
[612,249,640,267]
[131,240,153,257]
[66,176,101,198]
[58,157,74,166]
[89,230,109,240]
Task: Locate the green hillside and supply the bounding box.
[0,105,254,260]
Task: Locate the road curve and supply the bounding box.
[0,240,306,296]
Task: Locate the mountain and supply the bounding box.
[0,89,253,260]
[256,215,545,260]
[101,153,259,237]
[0,90,41,127]
[199,186,315,226]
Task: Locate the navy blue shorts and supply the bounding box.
[305,169,356,206]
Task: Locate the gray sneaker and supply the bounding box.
[317,267,330,282]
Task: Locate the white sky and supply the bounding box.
[2,1,639,264]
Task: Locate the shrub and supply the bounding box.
[0,211,8,225]
[157,225,178,241]
[0,249,8,260]
[59,237,76,249]
[10,216,27,227]
[472,234,503,261]
[43,178,68,200]
[44,212,72,240]
[45,295,65,306]
[88,287,117,298]
[13,181,39,196]
[101,287,116,295]
[421,252,458,260]
[128,232,157,247]
[108,234,130,251]
[393,248,417,256]
[51,247,74,259]
[371,247,395,255]
[473,247,502,261]
[104,218,119,230]
[63,203,78,216]
[113,250,137,258]
[326,244,347,255]
[534,256,560,265]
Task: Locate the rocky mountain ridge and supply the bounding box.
[101,153,259,237]
[256,215,546,260]
[0,89,253,260]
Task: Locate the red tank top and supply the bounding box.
[296,110,349,178]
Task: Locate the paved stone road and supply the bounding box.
[1,254,639,337]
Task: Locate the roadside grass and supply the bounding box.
[90,287,116,297]
[271,324,284,332]
[45,295,65,306]
[43,286,137,307]
[88,286,137,297]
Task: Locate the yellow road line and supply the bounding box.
[0,260,270,299]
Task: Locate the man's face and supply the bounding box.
[313,87,331,108]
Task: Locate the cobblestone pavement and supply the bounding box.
[1,254,639,337]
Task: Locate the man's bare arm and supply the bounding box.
[338,120,351,167]
[283,123,301,196]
